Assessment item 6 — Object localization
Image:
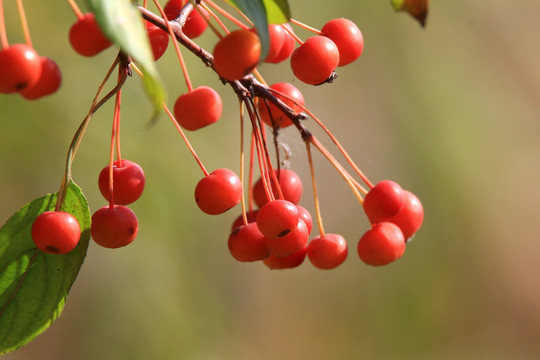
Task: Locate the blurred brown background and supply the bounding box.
[1,0,540,359]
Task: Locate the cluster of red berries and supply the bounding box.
[25,0,423,270]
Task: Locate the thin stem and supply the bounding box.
[0,0,9,48]
[67,0,84,19]
[305,141,325,237]
[204,0,249,30]
[200,1,229,35]
[281,23,303,45]
[55,56,124,211]
[248,131,255,212]
[152,0,193,91]
[238,100,248,226]
[289,18,321,35]
[162,103,209,177]
[16,0,31,47]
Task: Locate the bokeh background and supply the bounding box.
[2,0,540,359]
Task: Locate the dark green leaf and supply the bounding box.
[0,182,91,355]
[84,0,166,116]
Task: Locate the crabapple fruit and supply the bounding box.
[31,211,81,254]
[91,205,139,248]
[98,159,146,205]
[307,233,348,270]
[212,29,261,81]
[290,36,339,85]
[0,44,42,93]
[357,222,405,266]
[195,168,242,215]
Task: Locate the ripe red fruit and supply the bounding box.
[194,168,242,215]
[257,82,304,128]
[20,57,62,100]
[174,86,222,131]
[307,233,348,269]
[296,205,313,235]
[212,29,261,81]
[231,210,259,231]
[357,222,405,266]
[98,159,146,205]
[386,190,424,241]
[228,222,269,262]
[256,199,299,239]
[252,168,303,207]
[267,24,296,64]
[264,218,309,257]
[257,24,286,63]
[164,0,209,39]
[320,18,364,66]
[91,205,139,248]
[69,13,112,57]
[290,36,339,85]
[263,246,306,270]
[146,22,169,61]
[0,44,42,93]
[363,180,405,223]
[31,211,81,254]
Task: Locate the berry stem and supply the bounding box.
[281,23,303,45]
[106,70,124,208]
[152,0,193,92]
[200,1,229,35]
[238,100,248,226]
[248,131,255,212]
[305,141,325,237]
[289,18,321,35]
[162,103,209,177]
[204,0,249,30]
[16,0,32,47]
[0,0,9,48]
[67,0,84,20]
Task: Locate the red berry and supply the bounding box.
[252,168,303,207]
[146,22,169,61]
[267,24,295,64]
[357,222,405,266]
[164,0,209,39]
[228,222,269,262]
[231,210,259,231]
[263,246,306,269]
[91,205,139,248]
[256,199,299,239]
[290,36,339,85]
[264,219,309,257]
[31,211,81,254]
[69,13,112,57]
[194,168,242,215]
[257,24,286,63]
[212,29,261,81]
[0,44,42,94]
[174,86,222,131]
[257,82,304,128]
[20,57,62,100]
[296,205,313,235]
[307,233,347,269]
[98,159,146,205]
[320,18,364,66]
[386,190,424,241]
[363,180,405,223]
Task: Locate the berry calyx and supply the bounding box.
[98,159,146,205]
[91,205,139,248]
[363,180,405,223]
[194,168,242,215]
[228,222,269,262]
[212,29,261,81]
[264,218,309,257]
[290,36,339,85]
[0,44,42,94]
[146,22,169,61]
[174,86,222,131]
[263,246,306,270]
[307,233,348,269]
[252,168,303,207]
[256,199,299,239]
[31,211,81,254]
[69,13,112,57]
[320,18,364,66]
[257,82,305,128]
[357,222,405,266]
[20,57,62,100]
[386,190,424,241]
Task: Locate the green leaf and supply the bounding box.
[262,0,291,24]
[84,0,166,117]
[0,182,91,355]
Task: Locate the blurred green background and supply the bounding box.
[2,0,540,359]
